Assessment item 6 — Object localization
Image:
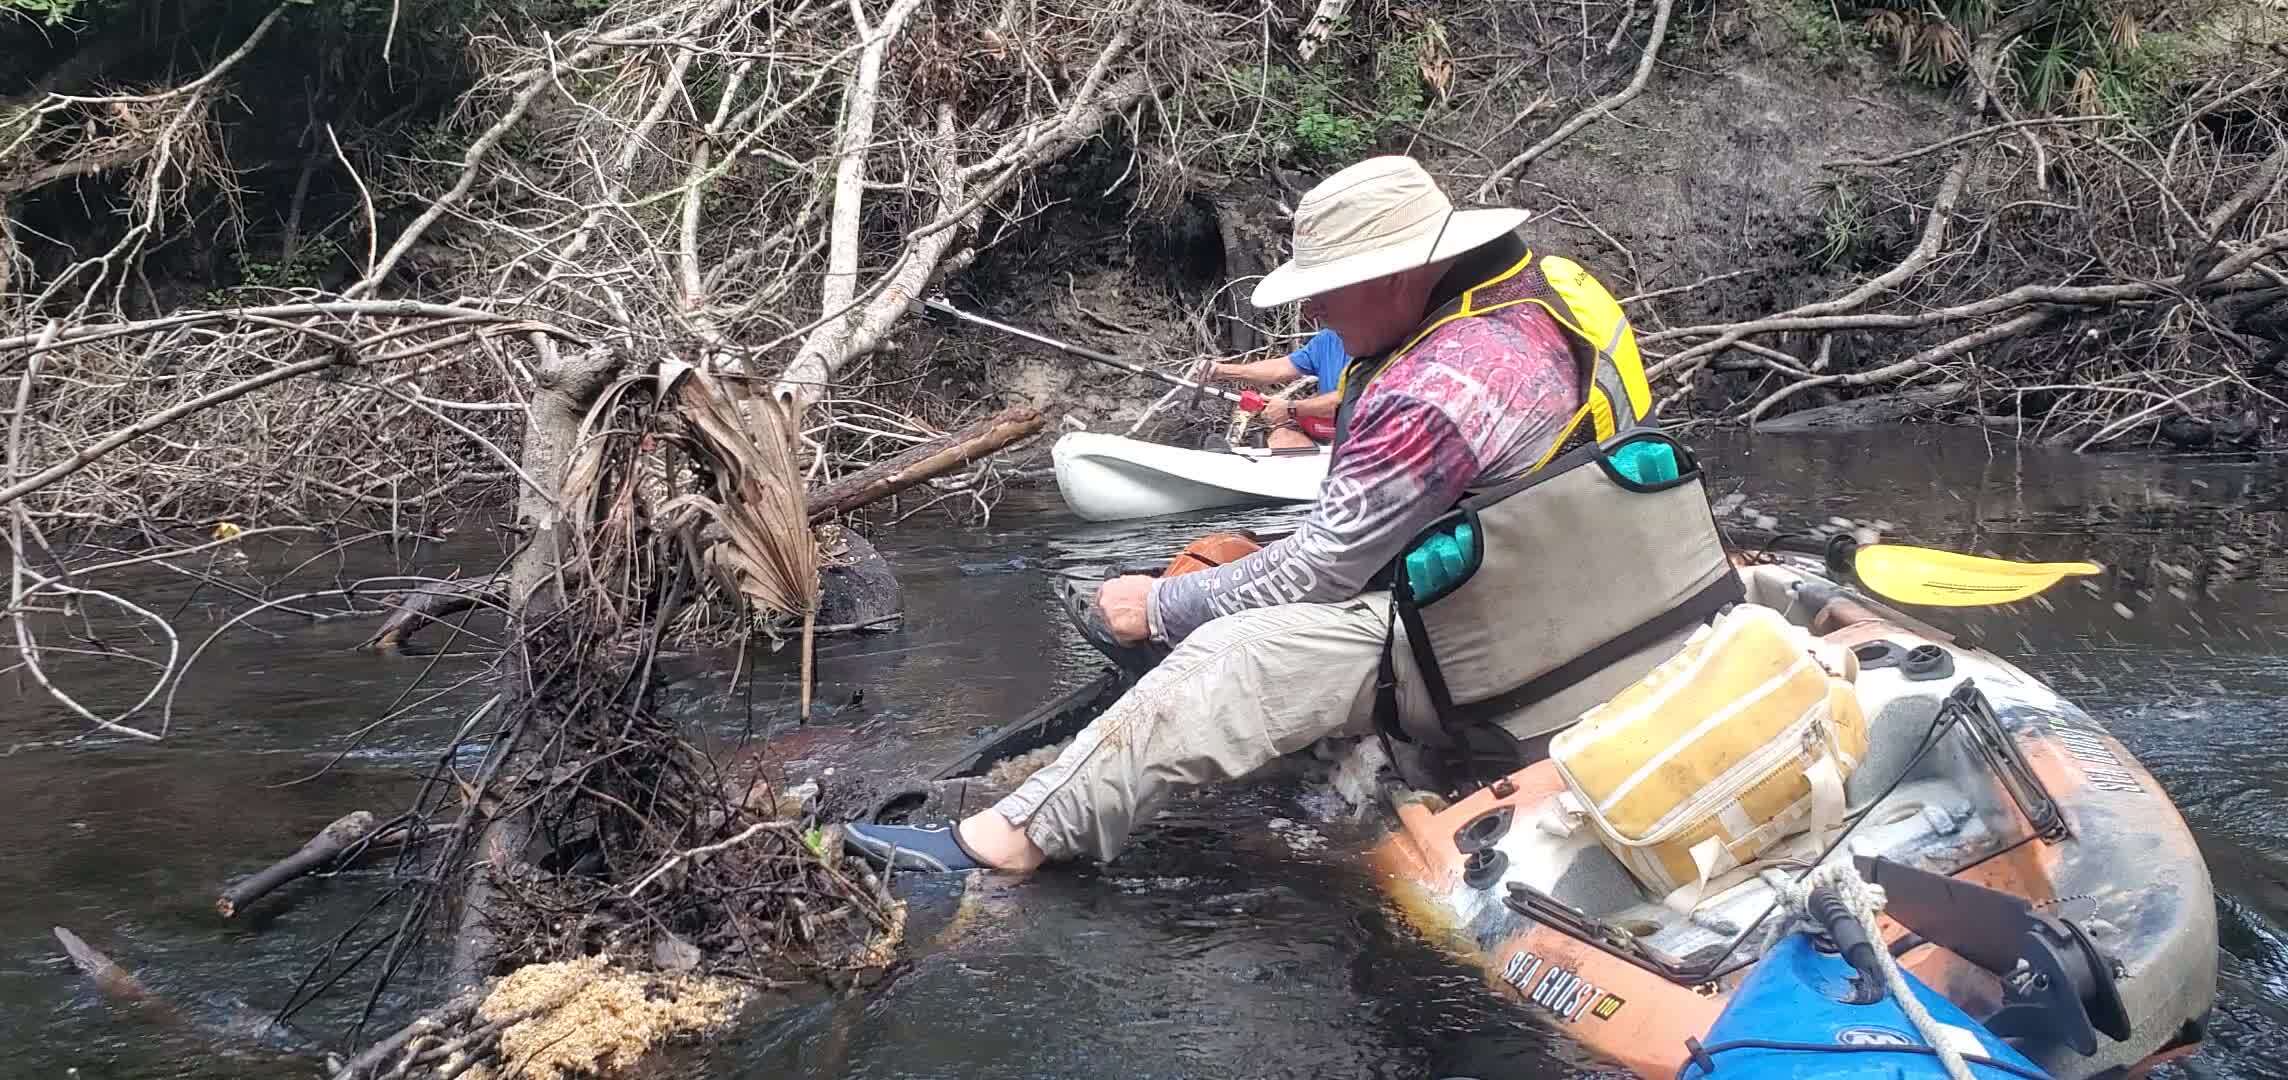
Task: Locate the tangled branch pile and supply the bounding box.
[305,355,900,1078]
[4,0,1276,531]
[0,0,1276,769]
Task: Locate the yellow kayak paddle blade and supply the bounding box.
[1851,544,2104,607]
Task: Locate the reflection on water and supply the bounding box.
[4,427,2285,1078]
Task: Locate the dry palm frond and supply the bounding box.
[557,363,818,638]
[562,371,655,538]
[2070,66,2106,115]
[665,369,818,627]
[2108,12,2141,55]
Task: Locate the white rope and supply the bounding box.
[1762,862,1978,1080]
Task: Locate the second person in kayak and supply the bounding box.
[844,155,1735,872]
[1205,328,1348,448]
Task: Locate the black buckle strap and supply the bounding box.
[1371,596,1410,766]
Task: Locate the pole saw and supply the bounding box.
[912,295,1338,442]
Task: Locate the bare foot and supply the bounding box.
[957,811,1047,872]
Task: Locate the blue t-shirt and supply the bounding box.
[1287,329,1350,389]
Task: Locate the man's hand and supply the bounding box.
[1262,396,1293,428]
[1096,574,1154,645]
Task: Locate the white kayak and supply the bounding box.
[1050,431,1330,522]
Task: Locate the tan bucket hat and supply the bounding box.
[1251,155,1530,309]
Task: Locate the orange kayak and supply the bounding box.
[1365,553,2214,1079]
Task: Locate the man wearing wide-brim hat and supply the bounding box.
[846,155,1650,872]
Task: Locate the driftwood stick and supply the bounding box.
[218,810,378,917]
[805,404,1043,522]
[328,990,482,1080]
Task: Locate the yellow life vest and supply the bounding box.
[1332,249,1656,460]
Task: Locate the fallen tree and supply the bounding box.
[6,0,1277,1071]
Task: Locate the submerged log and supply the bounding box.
[54,926,153,1003]
[56,925,316,1053]
[217,811,376,918]
[804,403,1044,522]
[362,579,502,651]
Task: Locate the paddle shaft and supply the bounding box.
[917,297,1336,439]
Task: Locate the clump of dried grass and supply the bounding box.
[463,956,748,1080]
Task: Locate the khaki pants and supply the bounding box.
[991,595,1413,862]
[991,593,1698,863]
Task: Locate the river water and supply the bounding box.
[5,427,2286,1079]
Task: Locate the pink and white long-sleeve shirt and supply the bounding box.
[1147,239,1589,644]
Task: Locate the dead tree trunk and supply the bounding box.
[447,341,620,993]
[805,404,1044,522]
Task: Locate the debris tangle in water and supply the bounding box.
[469,956,748,1080]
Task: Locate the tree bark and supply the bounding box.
[1211,198,1266,356]
[804,404,1044,521]
[768,0,930,406]
[216,810,377,917]
[448,340,620,993]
